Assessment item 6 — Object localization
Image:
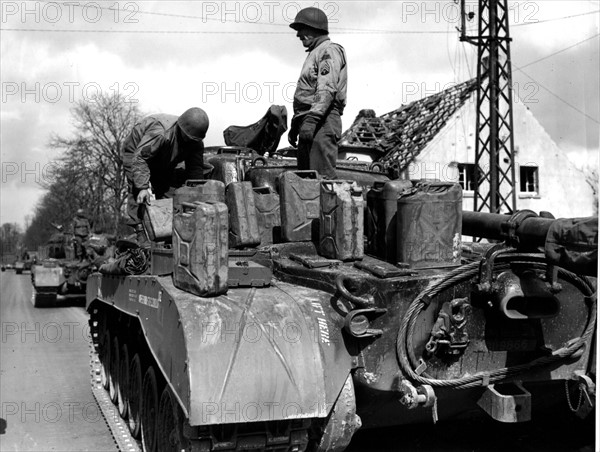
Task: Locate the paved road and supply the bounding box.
[0,270,116,452]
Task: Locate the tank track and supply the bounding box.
[89,312,141,452]
[88,306,313,452]
[30,288,57,308]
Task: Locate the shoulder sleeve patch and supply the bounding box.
[140,144,153,159]
[320,51,332,61]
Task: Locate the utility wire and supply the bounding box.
[0,27,453,34]
[15,2,591,34]
[512,9,600,27]
[516,69,599,124]
[515,33,600,70]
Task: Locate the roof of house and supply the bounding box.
[339,77,478,171]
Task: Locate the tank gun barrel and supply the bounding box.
[462,210,554,246]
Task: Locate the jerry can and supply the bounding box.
[319,180,364,261]
[173,180,225,213]
[207,147,254,185]
[366,179,413,263]
[142,198,173,242]
[253,186,281,245]
[397,182,462,268]
[173,201,228,297]
[279,170,321,242]
[226,182,261,248]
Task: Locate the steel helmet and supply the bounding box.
[76,209,85,217]
[289,7,328,33]
[177,107,209,140]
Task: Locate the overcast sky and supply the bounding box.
[1,0,598,228]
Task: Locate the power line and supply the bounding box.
[0,28,293,34]
[5,4,599,35]
[513,9,600,27]
[0,27,451,34]
[515,33,600,70]
[516,69,599,124]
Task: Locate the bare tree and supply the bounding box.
[49,92,143,233]
[24,93,143,248]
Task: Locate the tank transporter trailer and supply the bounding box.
[86,148,596,452]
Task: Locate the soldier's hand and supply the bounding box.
[299,116,319,143]
[288,129,298,148]
[136,189,151,205]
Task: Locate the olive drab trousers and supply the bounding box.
[297,110,341,180]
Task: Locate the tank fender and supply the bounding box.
[86,274,354,427]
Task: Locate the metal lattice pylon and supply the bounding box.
[461,0,517,214]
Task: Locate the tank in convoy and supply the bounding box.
[32,225,114,308]
[87,147,597,451]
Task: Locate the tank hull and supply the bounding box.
[86,273,353,427]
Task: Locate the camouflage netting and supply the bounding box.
[339,78,478,173]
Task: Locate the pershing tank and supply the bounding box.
[86,148,596,451]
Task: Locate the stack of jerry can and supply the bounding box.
[319,180,364,261]
[172,201,229,297]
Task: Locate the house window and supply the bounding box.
[457,163,476,191]
[520,166,539,194]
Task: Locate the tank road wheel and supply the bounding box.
[141,366,160,452]
[100,330,111,390]
[109,335,120,403]
[157,387,188,452]
[127,353,143,438]
[308,374,362,452]
[117,342,130,418]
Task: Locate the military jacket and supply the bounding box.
[122,113,204,194]
[293,37,347,119]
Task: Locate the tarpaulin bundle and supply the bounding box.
[99,247,149,275]
[545,216,598,276]
[223,105,288,156]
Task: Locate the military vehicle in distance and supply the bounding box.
[87,148,596,452]
[33,231,111,307]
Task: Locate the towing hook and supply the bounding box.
[335,274,374,309]
[399,380,436,409]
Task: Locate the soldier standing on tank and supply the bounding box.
[123,107,210,246]
[288,7,348,180]
[72,209,91,260]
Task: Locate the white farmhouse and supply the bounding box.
[339,78,596,218]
